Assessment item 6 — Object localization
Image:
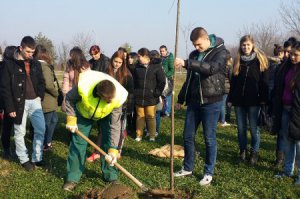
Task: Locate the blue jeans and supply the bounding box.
[219,94,228,123]
[183,101,222,176]
[284,138,300,177]
[14,98,45,164]
[44,111,58,145]
[277,107,290,153]
[235,106,260,152]
[280,106,300,176]
[163,95,172,115]
[156,110,161,133]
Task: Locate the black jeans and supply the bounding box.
[1,114,14,149]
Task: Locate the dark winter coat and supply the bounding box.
[40,61,58,113]
[0,61,4,110]
[0,55,45,124]
[228,57,269,107]
[268,56,282,97]
[89,54,110,72]
[177,37,227,105]
[289,71,300,140]
[133,61,166,106]
[271,60,293,134]
[127,64,135,75]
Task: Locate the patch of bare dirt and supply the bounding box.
[81,183,134,199]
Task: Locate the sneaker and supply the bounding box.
[220,122,231,127]
[63,181,77,192]
[199,174,212,186]
[174,169,193,177]
[135,137,142,142]
[161,112,170,117]
[86,153,100,162]
[149,138,155,142]
[146,132,158,138]
[21,161,35,171]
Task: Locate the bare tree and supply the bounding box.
[57,42,69,71]
[71,32,95,56]
[280,0,300,37]
[180,23,194,59]
[35,32,57,62]
[238,21,283,55]
[120,42,132,53]
[226,44,239,60]
[0,41,8,52]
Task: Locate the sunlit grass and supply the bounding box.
[0,73,299,198]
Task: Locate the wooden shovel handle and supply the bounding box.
[75,129,146,189]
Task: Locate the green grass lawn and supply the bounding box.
[0,73,300,198]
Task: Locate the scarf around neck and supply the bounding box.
[241,52,257,62]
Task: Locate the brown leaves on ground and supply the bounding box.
[148,144,184,158]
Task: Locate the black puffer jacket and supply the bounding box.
[89,54,110,72]
[0,56,45,124]
[289,71,300,140]
[133,61,166,106]
[178,37,227,105]
[228,57,269,106]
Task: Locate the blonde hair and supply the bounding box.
[233,35,268,76]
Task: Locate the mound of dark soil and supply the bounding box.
[81,183,134,199]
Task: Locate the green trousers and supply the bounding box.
[66,112,118,183]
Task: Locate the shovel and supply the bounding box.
[75,129,175,198]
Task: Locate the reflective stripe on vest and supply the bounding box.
[76,70,128,120]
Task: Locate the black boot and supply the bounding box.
[250,151,258,165]
[238,149,248,164]
[275,151,284,167]
[3,148,12,160]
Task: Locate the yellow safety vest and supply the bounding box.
[76,70,128,120]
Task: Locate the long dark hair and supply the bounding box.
[3,46,17,61]
[68,47,90,85]
[33,44,53,65]
[107,50,129,85]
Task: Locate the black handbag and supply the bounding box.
[258,105,272,131]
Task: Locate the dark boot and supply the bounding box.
[238,149,248,164]
[3,148,12,160]
[250,151,258,165]
[275,151,284,167]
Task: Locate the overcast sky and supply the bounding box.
[1,0,283,58]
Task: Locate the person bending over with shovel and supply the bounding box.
[62,70,128,192]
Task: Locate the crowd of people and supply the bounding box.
[0,27,300,191]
